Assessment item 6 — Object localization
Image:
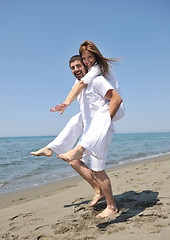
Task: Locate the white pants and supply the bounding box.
[80,127,113,171]
[48,109,114,171]
[79,106,114,159]
[79,105,114,171]
[47,113,83,154]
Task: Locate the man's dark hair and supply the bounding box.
[69,55,82,67]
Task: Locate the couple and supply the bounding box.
[31,40,125,218]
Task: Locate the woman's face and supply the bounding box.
[81,50,96,69]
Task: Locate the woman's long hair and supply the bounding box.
[79,40,119,76]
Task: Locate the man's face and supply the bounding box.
[70,60,86,80]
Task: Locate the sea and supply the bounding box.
[0,132,170,194]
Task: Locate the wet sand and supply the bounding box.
[0,154,170,240]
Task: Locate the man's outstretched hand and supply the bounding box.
[50,103,70,114]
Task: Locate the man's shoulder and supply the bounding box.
[92,75,112,87]
[93,75,106,83]
[92,75,114,92]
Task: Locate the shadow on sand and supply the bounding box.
[63,190,159,229]
[95,190,159,228]
[64,199,90,208]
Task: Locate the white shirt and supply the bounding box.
[76,75,114,132]
[81,64,125,121]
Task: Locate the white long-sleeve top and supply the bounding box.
[81,64,125,121]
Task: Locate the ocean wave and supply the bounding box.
[117,151,170,166]
[0,133,170,194]
[0,181,9,187]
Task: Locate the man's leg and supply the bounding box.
[31,113,82,157]
[89,128,117,218]
[92,170,118,218]
[69,159,104,206]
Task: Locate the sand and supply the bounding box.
[0,154,170,240]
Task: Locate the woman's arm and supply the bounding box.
[81,64,101,84]
[104,89,123,119]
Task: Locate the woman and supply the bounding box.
[51,40,125,121]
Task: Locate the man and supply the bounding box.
[58,55,123,218]
[31,56,105,209]
[31,55,122,218]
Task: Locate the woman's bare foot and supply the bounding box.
[96,206,118,218]
[57,145,84,162]
[89,192,105,207]
[30,147,52,157]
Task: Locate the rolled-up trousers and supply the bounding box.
[47,107,114,171]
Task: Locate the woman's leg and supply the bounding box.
[31,113,82,156]
[57,107,113,161]
[30,146,52,157]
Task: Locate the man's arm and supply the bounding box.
[51,65,101,114]
[104,89,123,119]
[50,81,87,114]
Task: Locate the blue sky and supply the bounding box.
[0,0,170,137]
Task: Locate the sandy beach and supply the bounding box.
[0,154,170,240]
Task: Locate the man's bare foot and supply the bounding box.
[30,147,52,157]
[96,207,118,218]
[89,193,105,207]
[57,145,84,162]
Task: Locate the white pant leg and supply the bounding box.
[90,128,113,171]
[47,113,82,154]
[81,128,114,171]
[79,105,114,161]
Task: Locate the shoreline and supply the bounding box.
[1,132,170,197]
[0,154,170,239]
[0,154,169,209]
[1,151,169,196]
